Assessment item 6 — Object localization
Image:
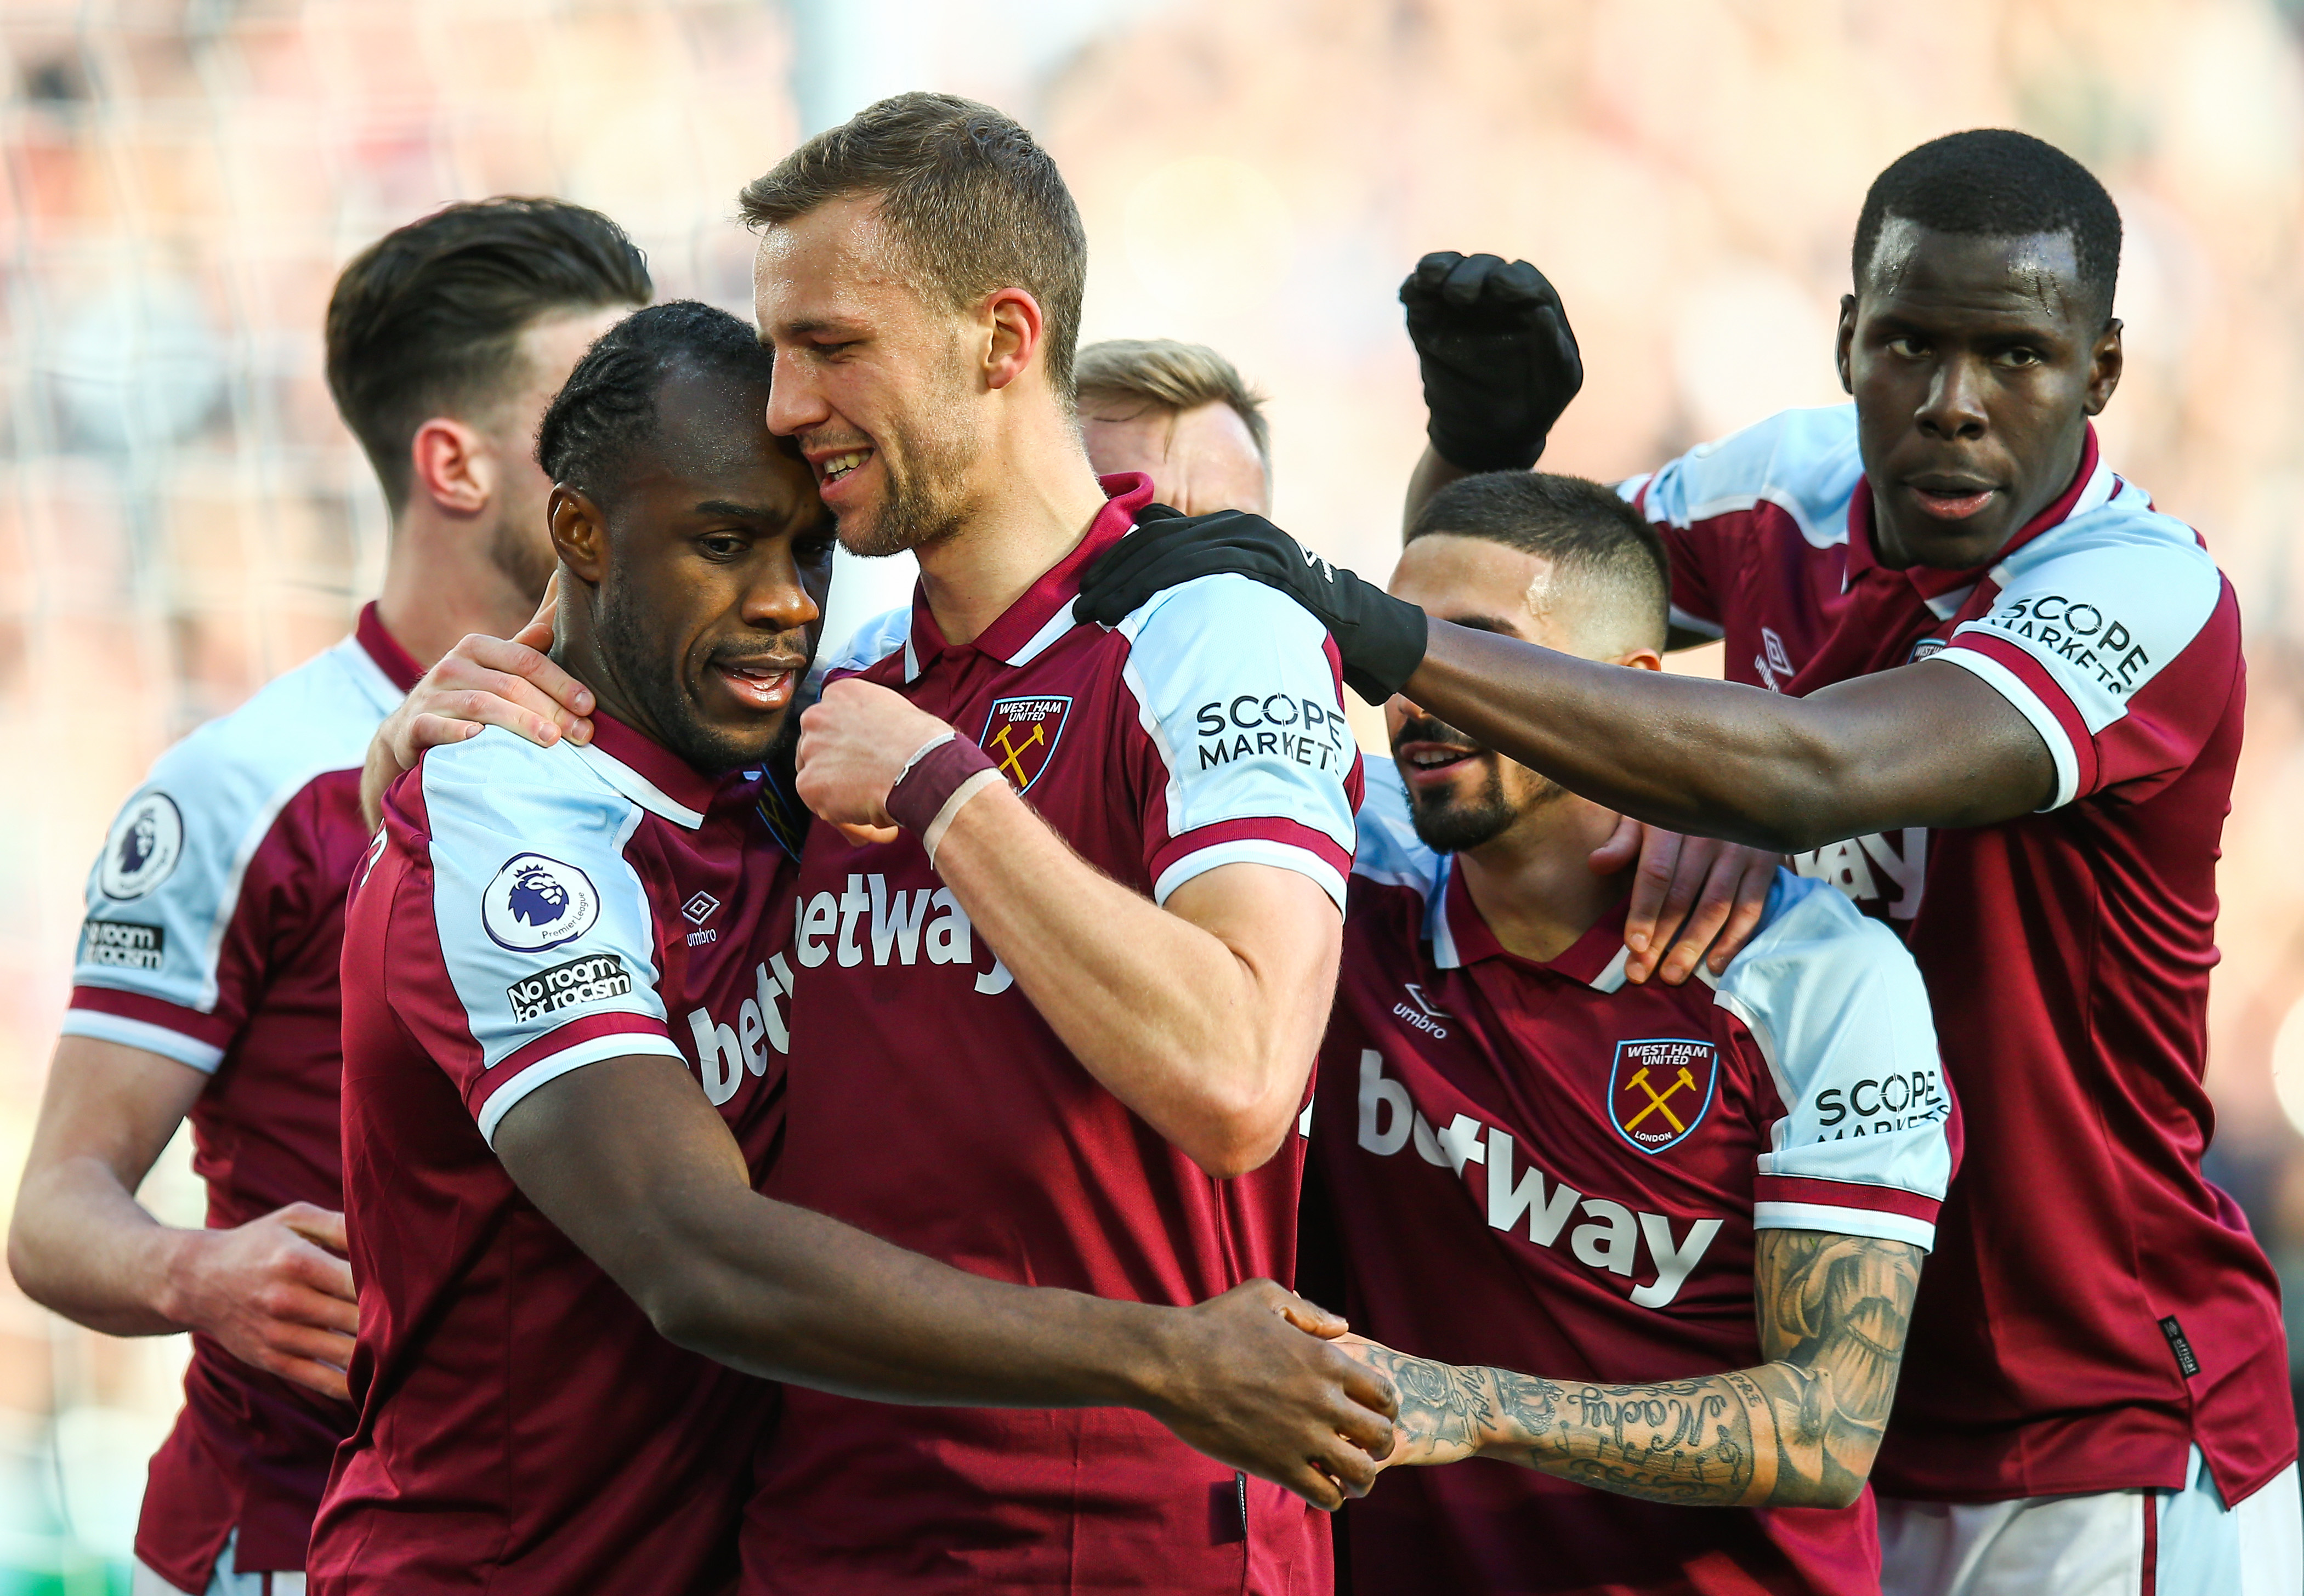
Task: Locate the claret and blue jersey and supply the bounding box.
[1627,403,2292,1507]
[316,712,802,1596]
[1318,757,1952,1595]
[751,474,1361,1595]
[61,603,420,1592]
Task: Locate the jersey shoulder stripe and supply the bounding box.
[64,633,402,1065]
[413,729,678,1143]
[1114,572,1359,909]
[1626,403,1863,551]
[1941,476,2230,809]
[1715,871,1951,1247]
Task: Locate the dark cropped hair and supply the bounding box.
[325,197,651,511]
[536,300,779,503]
[1408,472,1669,653]
[1853,130,2122,323]
[738,92,1087,400]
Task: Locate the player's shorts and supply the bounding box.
[1878,1449,2301,1596]
[132,1533,305,1596]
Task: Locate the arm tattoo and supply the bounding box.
[1746,1228,1923,1509]
[1349,1229,1922,1510]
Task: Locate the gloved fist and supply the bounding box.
[1400,251,1583,473]
[1076,510,1428,705]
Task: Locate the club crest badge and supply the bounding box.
[483,853,601,952]
[1606,1038,1720,1155]
[100,792,184,900]
[981,696,1072,794]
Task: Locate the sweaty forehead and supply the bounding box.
[624,368,795,490]
[751,196,925,330]
[1860,218,2090,323]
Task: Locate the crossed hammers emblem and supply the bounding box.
[987,721,1047,787]
[1621,1064,1699,1135]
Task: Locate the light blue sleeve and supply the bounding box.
[1116,573,1359,910]
[1626,404,1863,545]
[1712,872,1951,1251]
[417,731,683,1144]
[62,644,384,1070]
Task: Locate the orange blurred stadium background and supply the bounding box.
[3,0,2302,1585]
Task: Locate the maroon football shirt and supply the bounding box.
[748,475,1363,1593]
[63,604,417,1590]
[1320,760,1951,1594]
[1630,405,2292,1505]
[313,714,800,1595]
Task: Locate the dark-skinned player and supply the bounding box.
[311,302,1397,1596]
[1078,130,2299,1596]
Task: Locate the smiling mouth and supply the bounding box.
[711,660,801,710]
[1399,743,1480,781]
[818,448,871,487]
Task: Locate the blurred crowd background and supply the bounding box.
[3,0,2303,1587]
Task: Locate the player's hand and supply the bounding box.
[159,1202,358,1403]
[1329,1334,1483,1469]
[1075,510,1428,703]
[1590,819,1780,983]
[1400,252,1583,473]
[1142,1281,1399,1512]
[358,577,594,829]
[795,678,954,845]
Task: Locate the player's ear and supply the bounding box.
[548,486,609,584]
[982,287,1045,393]
[1614,647,1665,673]
[410,417,493,515]
[1835,294,1857,395]
[2085,319,2124,416]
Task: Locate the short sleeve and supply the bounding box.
[1115,573,1361,910]
[401,736,682,1144]
[1934,511,2235,810]
[1623,473,1723,638]
[1713,872,1953,1251]
[61,744,316,1072]
[1625,405,1864,642]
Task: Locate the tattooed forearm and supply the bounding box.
[1748,1229,1923,1509]
[1336,1230,1923,1511]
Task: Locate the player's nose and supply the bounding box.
[765,354,830,438]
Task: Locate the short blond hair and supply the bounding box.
[1074,338,1269,467]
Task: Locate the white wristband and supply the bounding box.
[922,768,1007,870]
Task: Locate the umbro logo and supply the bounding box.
[1392,982,1450,1038]
[682,892,720,926]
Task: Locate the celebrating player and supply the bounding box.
[1308,470,1946,1594]
[8,198,646,1596]
[315,300,1397,1596]
[1075,337,1272,515]
[1079,129,2300,1593]
[747,92,1362,1590]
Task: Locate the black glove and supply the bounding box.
[1401,251,1582,473]
[1076,510,1428,705]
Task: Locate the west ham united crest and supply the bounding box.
[1607,1038,1720,1155]
[980,696,1071,794]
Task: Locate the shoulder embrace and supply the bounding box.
[1724,871,1930,1001]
